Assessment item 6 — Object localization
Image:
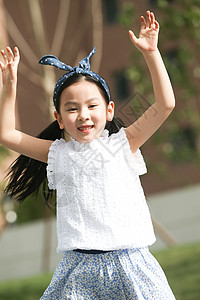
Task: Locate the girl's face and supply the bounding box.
[54,80,114,143]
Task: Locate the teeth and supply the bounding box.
[79,126,92,131]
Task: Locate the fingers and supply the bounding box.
[129,30,138,45]
[141,11,159,30]
[6,47,15,62]
[140,16,146,30]
[1,49,8,65]
[0,61,4,70]
[149,11,155,27]
[154,20,159,31]
[13,47,20,61]
[146,11,154,28]
[0,46,19,65]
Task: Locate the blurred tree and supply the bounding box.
[0,0,104,272]
[0,0,9,235]
[0,0,104,225]
[120,0,200,164]
[0,0,181,254]
[3,0,104,121]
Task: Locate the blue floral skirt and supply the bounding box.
[40,247,176,299]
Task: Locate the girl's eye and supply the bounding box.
[89,104,97,109]
[67,107,77,112]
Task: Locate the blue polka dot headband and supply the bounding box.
[39,47,111,107]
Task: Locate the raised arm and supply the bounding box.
[0,47,52,162]
[125,11,175,153]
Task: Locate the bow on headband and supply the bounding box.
[39,47,110,107]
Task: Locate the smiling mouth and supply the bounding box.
[78,125,94,132]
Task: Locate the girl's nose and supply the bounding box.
[78,109,90,121]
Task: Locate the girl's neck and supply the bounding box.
[63,130,72,142]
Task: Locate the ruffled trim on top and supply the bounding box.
[47,139,66,189]
[70,129,109,152]
[46,128,147,190]
[111,128,147,176]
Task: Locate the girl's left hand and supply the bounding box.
[0,47,20,87]
[129,11,159,54]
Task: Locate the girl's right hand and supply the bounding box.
[0,47,20,87]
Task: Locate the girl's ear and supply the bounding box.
[106,101,115,121]
[54,111,64,129]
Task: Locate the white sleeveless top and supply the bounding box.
[47,128,156,253]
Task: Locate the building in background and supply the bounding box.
[1,0,200,195]
[0,0,200,280]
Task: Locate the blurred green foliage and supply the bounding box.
[1,180,55,225]
[0,272,53,300]
[120,0,200,164]
[1,0,200,225]
[0,242,199,300]
[154,242,200,300]
[14,184,55,224]
[0,145,10,163]
[118,2,135,27]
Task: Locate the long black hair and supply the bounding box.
[5,74,125,204]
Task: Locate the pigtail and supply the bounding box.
[105,116,126,135]
[4,73,125,204]
[4,120,62,204]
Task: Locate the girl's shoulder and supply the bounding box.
[49,138,67,149]
[47,138,67,190]
[47,138,67,162]
[111,128,147,176]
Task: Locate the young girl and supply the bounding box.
[0,11,176,299]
